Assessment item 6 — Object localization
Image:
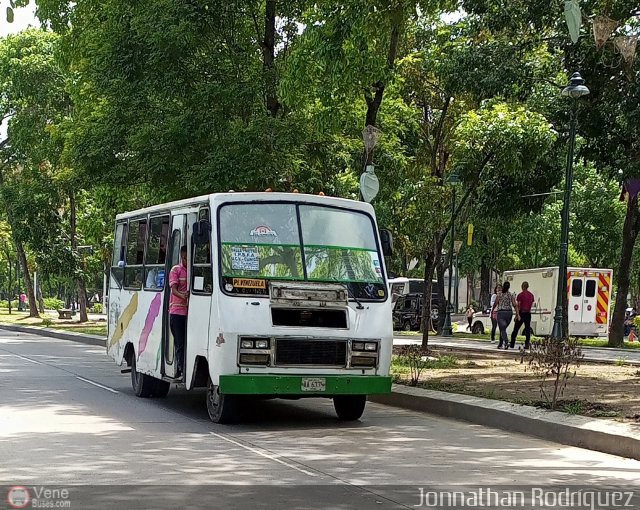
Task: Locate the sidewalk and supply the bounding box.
[394,334,640,365]
[370,384,640,461]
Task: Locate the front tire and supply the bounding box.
[153,379,171,398]
[472,321,485,335]
[206,377,239,424]
[333,395,366,421]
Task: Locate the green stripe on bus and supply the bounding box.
[218,375,392,395]
[221,242,301,248]
[303,245,377,253]
[223,274,305,280]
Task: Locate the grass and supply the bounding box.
[49,324,107,336]
[0,308,107,337]
[391,353,461,372]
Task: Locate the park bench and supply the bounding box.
[57,309,73,319]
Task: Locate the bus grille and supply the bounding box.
[275,339,347,367]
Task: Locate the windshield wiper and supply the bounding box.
[346,285,365,310]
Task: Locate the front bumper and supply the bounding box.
[219,374,392,395]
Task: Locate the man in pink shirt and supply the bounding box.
[510,281,534,349]
[169,246,188,377]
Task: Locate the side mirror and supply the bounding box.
[379,229,393,257]
[192,219,211,246]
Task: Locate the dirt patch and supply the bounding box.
[392,347,640,424]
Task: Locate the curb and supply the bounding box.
[0,323,106,347]
[370,385,640,461]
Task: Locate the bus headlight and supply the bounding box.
[255,339,270,349]
[352,341,378,352]
[240,339,255,349]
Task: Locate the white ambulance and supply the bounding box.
[471,267,613,338]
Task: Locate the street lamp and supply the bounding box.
[550,72,590,340]
[441,171,461,337]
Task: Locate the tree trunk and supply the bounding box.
[36,278,45,314]
[15,242,39,317]
[480,241,490,310]
[69,190,89,322]
[421,236,444,348]
[262,0,280,118]
[609,194,640,346]
[362,6,403,165]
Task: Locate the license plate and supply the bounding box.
[301,377,326,392]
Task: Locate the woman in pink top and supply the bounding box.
[169,246,189,377]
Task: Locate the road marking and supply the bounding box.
[76,376,120,394]
[14,354,43,365]
[210,432,317,477]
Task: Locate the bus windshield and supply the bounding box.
[219,202,386,300]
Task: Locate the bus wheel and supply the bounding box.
[333,395,366,421]
[206,377,238,424]
[131,356,157,398]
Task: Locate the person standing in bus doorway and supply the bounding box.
[510,281,534,350]
[169,246,189,378]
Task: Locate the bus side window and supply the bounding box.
[192,208,213,294]
[124,218,147,289]
[144,215,169,291]
[111,222,127,288]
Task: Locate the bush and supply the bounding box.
[44,297,65,310]
[92,303,104,314]
[41,317,53,327]
[634,315,640,331]
[521,337,584,409]
[395,345,434,386]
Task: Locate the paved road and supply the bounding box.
[394,335,640,364]
[1,330,639,509]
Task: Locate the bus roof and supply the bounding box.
[503,267,612,274]
[114,192,375,220]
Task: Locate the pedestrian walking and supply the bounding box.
[510,281,534,349]
[491,281,519,350]
[490,285,500,342]
[466,305,475,331]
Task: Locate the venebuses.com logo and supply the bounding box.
[6,485,71,509]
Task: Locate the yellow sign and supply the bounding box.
[467,224,474,246]
[232,278,266,289]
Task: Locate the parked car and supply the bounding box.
[393,292,441,331]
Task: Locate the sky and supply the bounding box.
[0,2,39,37]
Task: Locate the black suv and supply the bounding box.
[393,292,441,331]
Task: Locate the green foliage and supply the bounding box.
[91,302,103,314]
[44,297,65,310]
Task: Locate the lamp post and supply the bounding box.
[441,171,460,337]
[550,72,590,340]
